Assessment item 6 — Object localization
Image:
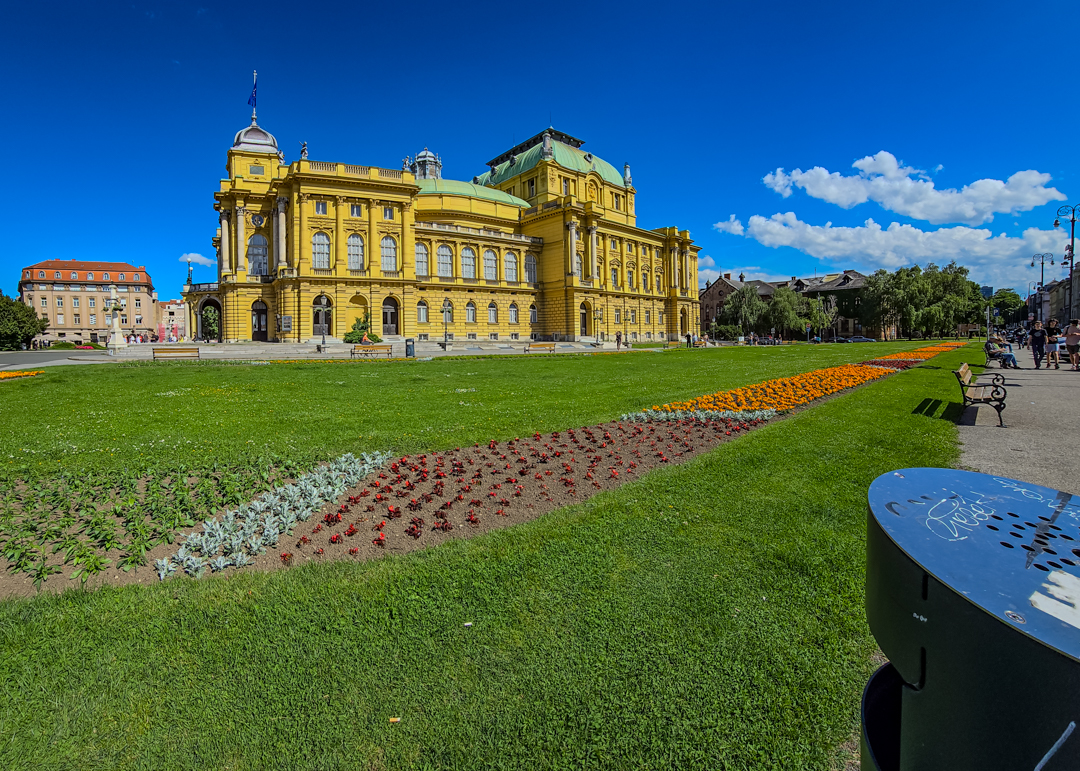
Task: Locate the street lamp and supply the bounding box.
[442,299,451,343]
[592,308,601,340]
[186,254,193,286]
[1054,205,1078,318]
[1030,253,1055,322]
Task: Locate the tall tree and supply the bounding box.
[720,285,767,333]
[765,286,805,337]
[0,292,48,350]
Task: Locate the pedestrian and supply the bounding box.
[985,338,1020,368]
[1065,318,1080,371]
[615,330,622,350]
[1046,318,1063,370]
[1029,321,1048,369]
[685,332,692,348]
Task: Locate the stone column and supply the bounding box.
[275,197,288,269]
[334,196,345,271]
[297,194,309,271]
[235,206,246,273]
[401,201,414,277]
[566,220,577,276]
[588,226,597,280]
[618,238,627,288]
[681,250,690,293]
[368,199,380,273]
[219,211,232,273]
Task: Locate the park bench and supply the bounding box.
[153,347,200,361]
[984,345,1010,368]
[351,345,393,359]
[953,362,1007,427]
[665,341,682,350]
[524,342,556,354]
[694,340,708,348]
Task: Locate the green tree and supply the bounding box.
[0,292,48,350]
[343,312,381,343]
[201,307,220,341]
[720,285,767,333]
[765,286,805,338]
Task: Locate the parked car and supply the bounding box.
[848,336,876,343]
[832,337,850,343]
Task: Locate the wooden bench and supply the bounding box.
[694,340,708,348]
[954,362,1007,427]
[350,345,393,359]
[665,341,682,350]
[153,347,200,360]
[524,342,556,354]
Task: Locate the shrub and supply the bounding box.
[343,312,381,343]
[715,324,742,341]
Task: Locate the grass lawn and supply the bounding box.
[0,346,972,769]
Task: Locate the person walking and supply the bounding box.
[1046,318,1063,369]
[1029,321,1048,369]
[615,330,622,351]
[1065,318,1080,371]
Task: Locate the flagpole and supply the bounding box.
[250,70,257,123]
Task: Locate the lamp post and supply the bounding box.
[185,254,193,286]
[442,299,450,344]
[1054,206,1078,319]
[1030,253,1055,322]
[592,308,601,341]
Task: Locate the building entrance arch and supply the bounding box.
[579,301,590,337]
[198,298,223,342]
[680,307,688,335]
[382,296,399,336]
[313,295,332,337]
[251,300,268,342]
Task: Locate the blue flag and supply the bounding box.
[247,72,257,109]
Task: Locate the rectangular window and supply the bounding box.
[135,299,141,308]
[72,297,80,308]
[611,239,617,250]
[562,179,569,195]
[89,314,96,325]
[510,332,519,340]
[249,165,264,175]
[614,309,621,323]
[315,201,327,215]
[383,206,394,220]
[467,332,477,340]
[351,204,362,217]
[528,179,535,196]
[645,311,651,324]
[121,315,127,324]
[418,333,429,341]
[41,298,47,307]
[417,303,428,323]
[135,315,143,324]
[88,297,95,308]
[613,193,621,211]
[489,333,498,341]
[659,312,664,324]
[630,310,636,323]
[57,313,64,325]
[56,297,63,307]
[74,314,80,324]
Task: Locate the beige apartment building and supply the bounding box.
[17,260,157,345]
[155,298,187,341]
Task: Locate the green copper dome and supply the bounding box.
[476,140,625,188]
[415,178,530,207]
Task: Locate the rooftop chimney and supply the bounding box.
[724,273,731,280]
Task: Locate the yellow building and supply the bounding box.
[183,119,700,344]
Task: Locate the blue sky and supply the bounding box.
[1,0,1076,301]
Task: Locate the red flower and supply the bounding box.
[281,552,293,565]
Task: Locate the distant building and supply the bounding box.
[156,299,187,341]
[16,260,157,345]
[980,285,994,300]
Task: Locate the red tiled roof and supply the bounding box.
[21,260,152,284]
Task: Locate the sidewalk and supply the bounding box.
[957,361,1080,493]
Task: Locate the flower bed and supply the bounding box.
[0,370,43,381]
[862,359,921,370]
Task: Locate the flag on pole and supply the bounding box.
[247,70,257,110]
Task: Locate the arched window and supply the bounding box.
[134,274,140,282]
[441,301,453,322]
[466,301,477,323]
[54,272,61,279]
[312,232,330,269]
[119,273,126,281]
[70,272,77,280]
[381,236,397,272]
[504,252,518,282]
[347,234,364,270]
[415,243,428,276]
[417,300,428,323]
[488,301,498,323]
[103,272,110,280]
[509,303,518,323]
[483,250,498,280]
[437,245,453,277]
[38,271,44,278]
[461,248,476,279]
[87,272,94,280]
[573,253,582,277]
[248,234,269,275]
[525,253,537,283]
[529,304,537,323]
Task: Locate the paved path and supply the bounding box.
[957,362,1080,493]
[0,350,114,368]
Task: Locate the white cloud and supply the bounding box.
[712,215,745,235]
[744,211,1064,289]
[181,252,216,267]
[762,151,1064,225]
[699,254,717,268]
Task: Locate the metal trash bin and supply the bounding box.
[405,338,414,358]
[864,468,1080,770]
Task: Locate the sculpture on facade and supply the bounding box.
[299,141,308,159]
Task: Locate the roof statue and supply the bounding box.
[624,163,632,187]
[299,141,308,160]
[541,130,554,161]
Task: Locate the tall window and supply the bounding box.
[315,201,327,215]
[351,204,362,217]
[437,245,453,277]
[383,206,394,220]
[504,252,518,282]
[509,303,518,323]
[529,304,537,323]
[72,297,80,308]
[417,301,428,323]
[347,234,364,270]
[248,234,269,275]
[38,271,44,278]
[629,272,635,290]
[415,243,429,276]
[40,297,47,307]
[134,274,140,282]
[574,254,582,277]
[461,248,476,279]
[103,273,109,280]
[466,301,476,323]
[87,272,94,280]
[54,272,61,279]
[488,301,498,323]
[563,179,569,195]
[70,272,77,280]
[312,232,330,269]
[611,268,618,287]
[56,297,63,307]
[483,250,498,280]
[381,236,397,271]
[644,273,650,291]
[525,253,537,283]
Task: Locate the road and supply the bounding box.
[0,350,114,368]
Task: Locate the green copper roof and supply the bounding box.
[475,141,625,188]
[415,178,530,207]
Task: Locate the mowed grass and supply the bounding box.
[1,342,933,484]
[0,348,971,770]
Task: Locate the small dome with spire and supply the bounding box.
[232,120,279,154]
